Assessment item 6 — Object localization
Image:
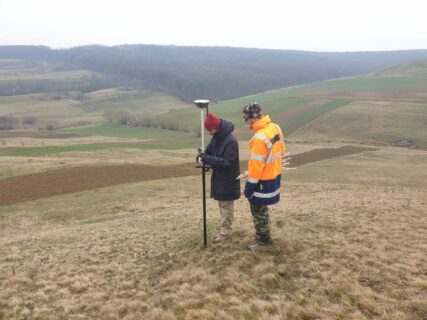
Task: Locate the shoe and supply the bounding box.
[247,241,271,251]
[213,234,232,243]
[247,240,259,247]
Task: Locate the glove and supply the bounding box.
[196,151,206,166]
[244,181,258,199]
[196,156,205,166]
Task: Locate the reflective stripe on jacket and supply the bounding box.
[245,115,286,205]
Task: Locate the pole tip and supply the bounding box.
[194,99,210,109]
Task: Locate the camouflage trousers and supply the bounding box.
[250,204,271,239]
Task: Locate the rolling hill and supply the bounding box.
[0,49,426,320]
[0,59,191,130]
[156,60,427,149]
[2,45,427,101]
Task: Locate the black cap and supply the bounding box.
[242,102,262,120]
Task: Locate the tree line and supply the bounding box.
[1,45,427,101]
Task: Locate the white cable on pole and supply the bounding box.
[194,99,210,151]
[201,108,204,150]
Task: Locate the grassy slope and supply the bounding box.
[79,92,190,116]
[293,60,427,93]
[156,60,427,147]
[292,101,427,148]
[2,60,426,156]
[0,147,426,319]
[289,62,427,148]
[374,60,427,79]
[0,59,190,128]
[293,77,427,93]
[0,124,200,157]
[2,59,426,150]
[0,60,426,319]
[0,59,96,81]
[158,94,352,138]
[0,91,190,128]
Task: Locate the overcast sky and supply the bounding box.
[0,0,426,52]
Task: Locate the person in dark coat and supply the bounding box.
[197,112,240,242]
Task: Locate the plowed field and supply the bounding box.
[0,146,375,206]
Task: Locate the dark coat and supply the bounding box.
[204,119,241,201]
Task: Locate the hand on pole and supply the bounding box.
[236,170,248,180]
[197,156,205,166]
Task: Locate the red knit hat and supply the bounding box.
[204,112,221,131]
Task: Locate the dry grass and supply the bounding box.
[0,146,197,178]
[284,146,427,188]
[291,100,427,149]
[0,144,426,319]
[0,140,325,179]
[0,136,147,148]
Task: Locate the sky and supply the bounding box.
[0,0,426,52]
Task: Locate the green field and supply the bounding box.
[80,92,190,115]
[0,124,202,157]
[157,95,353,137]
[62,123,194,140]
[295,77,427,93]
[1,59,427,151]
[283,99,351,134]
[157,95,332,134]
[373,60,427,79]
[0,141,201,157]
[156,60,427,147]
[0,94,35,106]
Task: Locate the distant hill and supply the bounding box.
[156,60,427,149]
[1,45,427,101]
[289,61,427,149]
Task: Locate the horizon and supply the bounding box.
[2,43,427,54]
[1,0,426,52]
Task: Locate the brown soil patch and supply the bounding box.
[0,146,376,206]
[281,145,376,167]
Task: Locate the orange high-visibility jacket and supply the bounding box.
[244,115,286,205]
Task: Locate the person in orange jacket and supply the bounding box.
[242,102,286,251]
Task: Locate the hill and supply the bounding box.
[0,52,426,320]
[289,61,427,148]
[0,58,191,130]
[2,45,427,101]
[0,143,426,319]
[156,60,427,149]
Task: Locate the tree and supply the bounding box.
[22,115,39,125]
[0,116,17,130]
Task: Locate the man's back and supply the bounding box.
[246,115,285,205]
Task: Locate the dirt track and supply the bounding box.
[0,146,376,206]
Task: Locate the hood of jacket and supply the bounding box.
[214,119,235,140]
[252,115,272,132]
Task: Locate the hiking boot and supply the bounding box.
[247,240,259,248]
[247,236,272,251]
[213,233,232,243]
[247,241,272,251]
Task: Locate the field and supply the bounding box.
[156,60,427,149]
[0,59,191,130]
[0,59,426,319]
[0,141,426,319]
